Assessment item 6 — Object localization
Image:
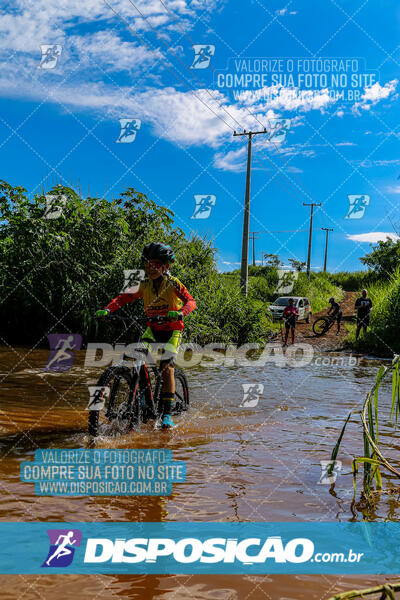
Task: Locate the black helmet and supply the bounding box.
[329,297,335,303]
[141,242,174,264]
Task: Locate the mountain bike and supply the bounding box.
[88,315,189,437]
[312,314,335,337]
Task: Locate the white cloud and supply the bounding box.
[234,85,335,112]
[352,79,398,113]
[214,147,246,171]
[354,159,400,168]
[336,142,356,147]
[0,1,397,159]
[347,232,400,243]
[386,185,400,194]
[275,8,297,15]
[71,31,160,73]
[0,0,201,53]
[213,137,313,172]
[361,79,398,105]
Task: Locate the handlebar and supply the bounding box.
[98,313,183,323]
[148,314,183,323]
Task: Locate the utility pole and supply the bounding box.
[321,227,333,272]
[233,129,269,295]
[249,231,260,266]
[303,202,321,278]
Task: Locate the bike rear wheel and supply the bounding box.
[88,366,134,437]
[312,317,331,337]
[134,364,161,426]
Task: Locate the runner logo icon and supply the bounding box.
[43,334,82,372]
[42,529,82,567]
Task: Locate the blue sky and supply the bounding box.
[1,0,400,272]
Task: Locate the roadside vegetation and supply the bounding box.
[337,239,400,356]
[0,181,265,346]
[0,180,398,354]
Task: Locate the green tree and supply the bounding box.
[263,253,281,268]
[288,258,306,272]
[0,181,175,342]
[360,238,400,276]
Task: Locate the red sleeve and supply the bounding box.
[105,288,143,313]
[175,283,196,316]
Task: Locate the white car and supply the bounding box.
[268,296,312,323]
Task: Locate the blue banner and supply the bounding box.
[0,522,399,574]
[20,449,186,496]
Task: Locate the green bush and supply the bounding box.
[0,181,178,343]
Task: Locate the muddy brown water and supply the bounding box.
[1,346,400,599]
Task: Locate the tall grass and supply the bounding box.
[292,272,344,313]
[345,269,400,355]
[327,270,376,291]
[329,354,400,497]
[183,272,269,345]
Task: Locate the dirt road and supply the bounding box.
[289,291,357,351]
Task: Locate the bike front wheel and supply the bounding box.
[173,369,190,414]
[88,366,134,437]
[312,317,330,337]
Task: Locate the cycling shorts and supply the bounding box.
[357,314,370,327]
[284,317,297,328]
[141,327,182,365]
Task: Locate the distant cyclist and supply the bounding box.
[327,297,342,336]
[282,298,298,346]
[96,242,196,429]
[355,289,372,340]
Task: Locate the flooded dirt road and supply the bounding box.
[1,346,400,599]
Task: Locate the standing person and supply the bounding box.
[327,297,343,336]
[96,242,196,429]
[355,289,373,340]
[282,298,299,346]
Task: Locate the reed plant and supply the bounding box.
[329,355,400,497]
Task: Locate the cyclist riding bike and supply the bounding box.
[282,298,298,346]
[327,297,342,336]
[96,242,196,429]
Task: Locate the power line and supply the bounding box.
[107,0,322,211]
[157,0,319,207]
[103,0,332,274]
